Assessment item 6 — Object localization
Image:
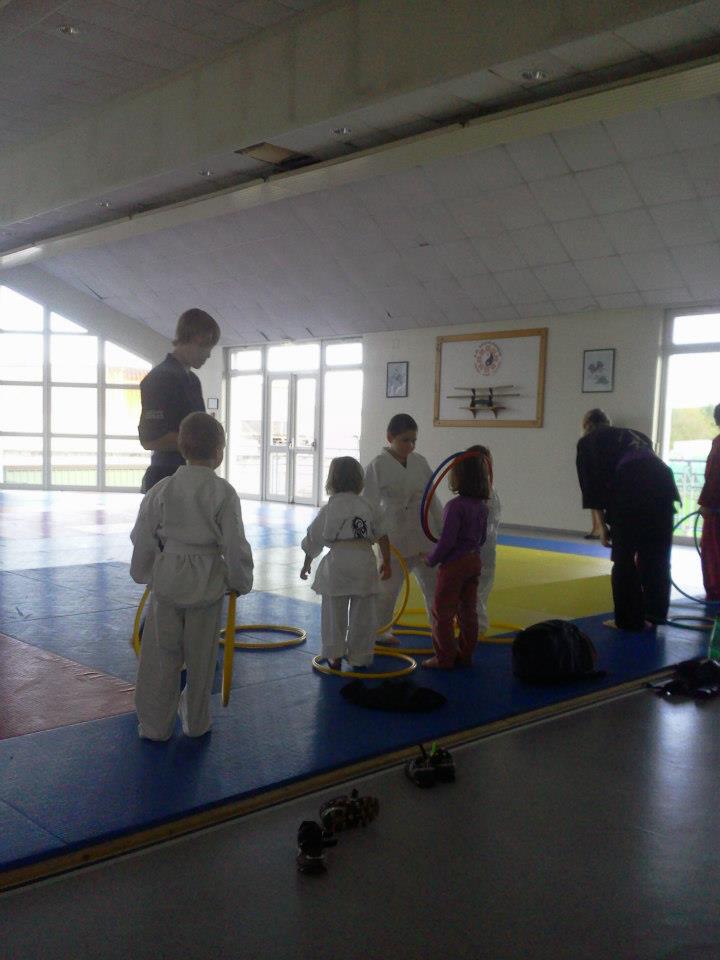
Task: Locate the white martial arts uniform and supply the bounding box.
[301,492,384,667]
[477,487,501,635]
[130,465,253,740]
[363,449,442,631]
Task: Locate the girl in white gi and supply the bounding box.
[475,445,502,637]
[300,457,391,670]
[363,414,442,643]
[130,413,253,740]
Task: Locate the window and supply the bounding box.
[0,285,152,490]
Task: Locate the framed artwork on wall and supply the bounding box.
[386,361,409,398]
[582,348,615,393]
[434,327,548,428]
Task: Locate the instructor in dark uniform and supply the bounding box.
[138,308,220,492]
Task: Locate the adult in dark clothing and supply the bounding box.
[699,403,720,601]
[576,425,680,631]
[138,309,220,492]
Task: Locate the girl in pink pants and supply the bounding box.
[423,447,490,669]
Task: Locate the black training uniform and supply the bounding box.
[576,425,679,630]
[138,353,205,492]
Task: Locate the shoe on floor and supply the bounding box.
[428,742,455,782]
[296,820,337,874]
[405,745,437,788]
[319,788,379,832]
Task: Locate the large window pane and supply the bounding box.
[51,437,97,487]
[231,349,262,372]
[105,342,151,385]
[105,438,150,489]
[268,451,287,498]
[323,370,363,495]
[105,387,141,436]
[325,342,362,366]
[0,333,43,381]
[267,343,319,372]
[0,385,43,432]
[51,312,87,333]
[664,351,720,534]
[0,287,43,331]
[51,334,98,383]
[228,374,263,496]
[51,387,97,434]
[672,314,720,345]
[0,435,43,485]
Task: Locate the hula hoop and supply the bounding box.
[376,545,411,636]
[220,624,307,650]
[221,593,237,707]
[312,651,416,679]
[671,509,720,606]
[420,451,467,543]
[376,626,433,655]
[131,586,150,657]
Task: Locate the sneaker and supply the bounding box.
[428,742,455,782]
[319,788,379,832]
[296,820,337,875]
[404,745,437,788]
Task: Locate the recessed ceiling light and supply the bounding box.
[58,24,81,36]
[332,126,352,136]
[199,168,213,178]
[98,200,111,209]
[520,68,548,82]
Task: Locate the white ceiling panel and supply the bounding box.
[626,152,698,204]
[457,274,511,309]
[671,241,720,295]
[649,199,717,246]
[505,135,569,182]
[614,7,714,53]
[683,144,720,197]
[574,256,637,295]
[599,208,666,253]
[445,195,505,238]
[411,203,467,245]
[595,292,645,309]
[659,97,720,150]
[553,217,615,260]
[398,246,454,283]
[509,224,569,266]
[620,249,686,289]
[494,268,550,304]
[640,286,693,305]
[433,239,488,280]
[491,184,547,231]
[551,297,597,314]
[576,164,642,214]
[533,262,592,300]
[553,123,619,171]
[603,109,673,161]
[530,175,593,221]
[422,278,483,324]
[471,234,527,272]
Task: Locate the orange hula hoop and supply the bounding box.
[422,450,492,543]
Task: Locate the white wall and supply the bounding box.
[360,309,664,533]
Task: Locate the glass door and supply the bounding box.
[264,374,318,503]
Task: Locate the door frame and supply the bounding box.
[263,372,320,504]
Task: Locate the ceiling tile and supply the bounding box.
[626,152,697,205]
[553,217,614,260]
[371,207,428,249]
[576,165,642,214]
[491,184,547,231]
[382,168,437,207]
[600,208,666,254]
[683,144,720,198]
[422,279,483,325]
[553,123,619,171]
[462,146,525,192]
[596,292,645,309]
[649,199,716,246]
[506,135,569,182]
[336,250,414,292]
[422,154,488,201]
[660,97,720,151]
[226,0,295,27]
[412,203,467,244]
[640,286,693,306]
[529,174,593,221]
[457,274,511,309]
[533,262,591,299]
[670,242,720,295]
[494,268,549,304]
[551,297,597,314]
[574,256,637,295]
[614,7,713,53]
[482,305,520,322]
[446,195,506,238]
[693,0,720,31]
[433,239,488,279]
[509,224,569,266]
[620,249,686,289]
[398,245,453,282]
[471,234,527,272]
[603,109,671,161]
[701,196,720,233]
[518,302,553,319]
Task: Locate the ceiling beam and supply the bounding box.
[0,0,696,228]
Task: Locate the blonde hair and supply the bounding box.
[325,457,364,495]
[178,412,225,461]
[173,309,220,346]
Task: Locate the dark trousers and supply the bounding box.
[430,553,482,667]
[609,507,674,630]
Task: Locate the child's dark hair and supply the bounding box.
[582,408,611,433]
[714,403,720,426]
[178,412,225,461]
[326,456,364,495]
[449,445,490,499]
[387,413,418,437]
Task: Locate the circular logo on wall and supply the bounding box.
[474,341,502,375]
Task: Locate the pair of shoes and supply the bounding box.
[405,743,455,787]
[296,820,338,874]
[319,788,380,833]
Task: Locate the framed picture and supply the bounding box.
[434,327,548,428]
[582,348,615,393]
[386,361,409,398]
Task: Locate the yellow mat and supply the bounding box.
[398,545,612,637]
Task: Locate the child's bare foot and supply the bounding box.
[421,656,453,670]
[326,658,342,670]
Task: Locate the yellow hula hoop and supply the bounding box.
[221,593,237,707]
[376,544,411,636]
[376,621,523,654]
[312,651,416,680]
[131,586,150,658]
[220,623,307,650]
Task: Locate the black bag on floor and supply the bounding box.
[340,679,447,712]
[512,619,604,684]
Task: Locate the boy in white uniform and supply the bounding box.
[130,412,253,740]
[301,457,391,669]
[363,414,442,641]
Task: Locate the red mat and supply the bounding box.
[0,634,135,740]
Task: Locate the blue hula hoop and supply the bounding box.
[419,451,465,542]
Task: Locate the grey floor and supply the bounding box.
[2,690,719,960]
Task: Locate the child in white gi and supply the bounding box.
[301,457,391,670]
[363,413,442,642]
[475,445,501,636]
[130,412,253,740]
